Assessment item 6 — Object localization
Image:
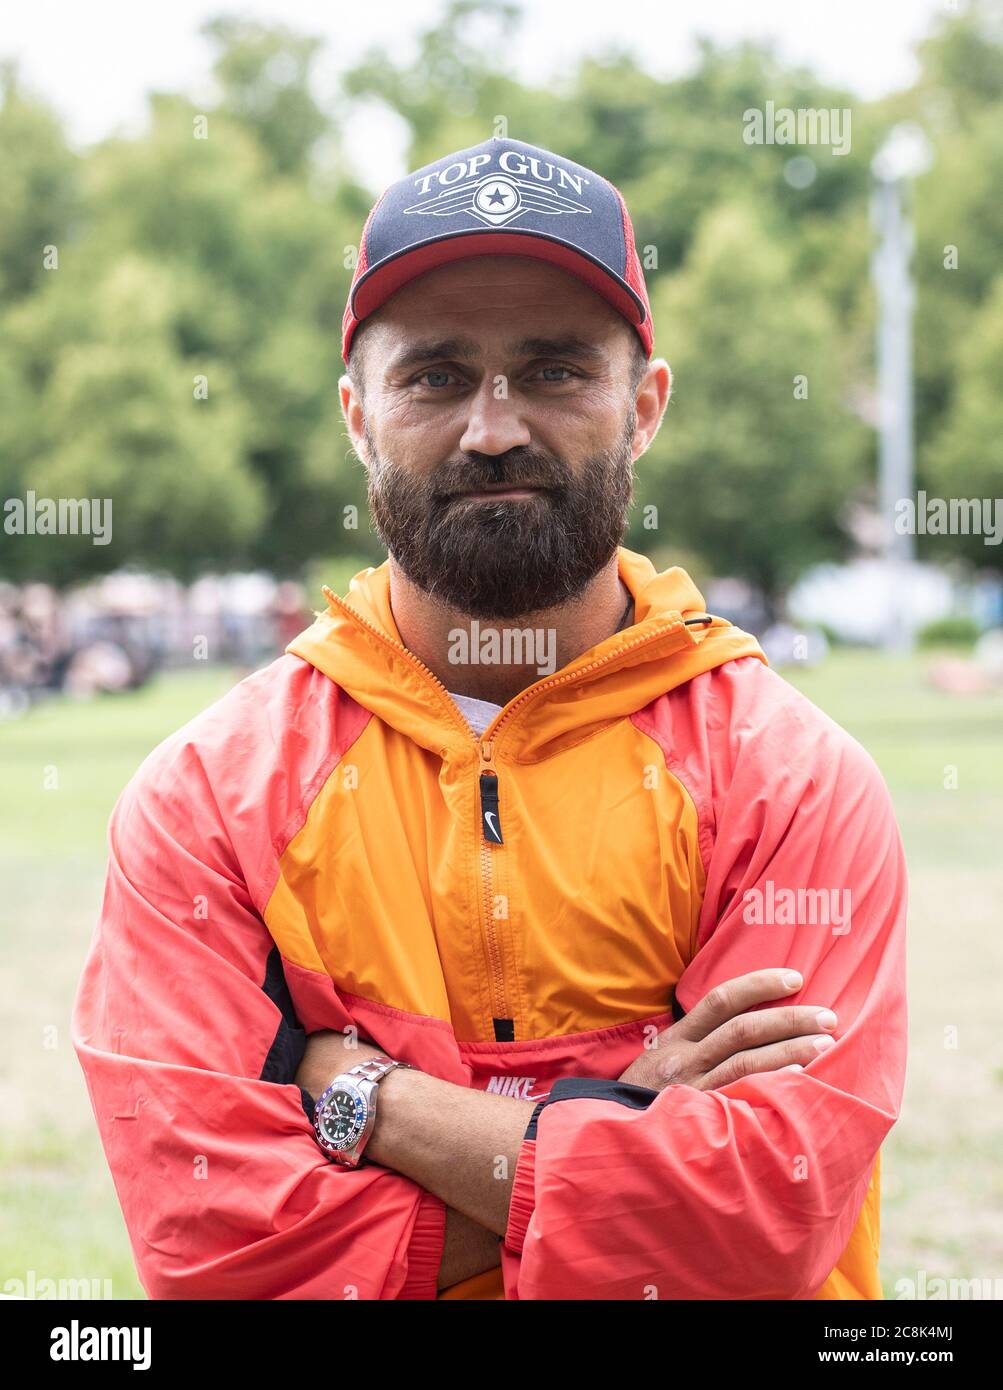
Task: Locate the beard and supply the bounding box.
[363,411,636,620]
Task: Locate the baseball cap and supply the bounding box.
[342,136,653,365]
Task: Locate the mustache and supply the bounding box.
[431,450,572,498]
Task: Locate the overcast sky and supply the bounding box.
[2,0,949,188]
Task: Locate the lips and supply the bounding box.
[452,484,545,498]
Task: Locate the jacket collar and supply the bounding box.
[286,546,766,763]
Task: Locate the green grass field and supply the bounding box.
[1,652,1000,1298]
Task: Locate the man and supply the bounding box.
[72,137,907,1301]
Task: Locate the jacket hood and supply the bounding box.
[286,546,766,763]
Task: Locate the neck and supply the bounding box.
[388,556,633,706]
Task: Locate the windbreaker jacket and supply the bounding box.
[72,546,908,1300]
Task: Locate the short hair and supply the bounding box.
[625,332,649,394]
[346,318,374,407]
[347,318,649,404]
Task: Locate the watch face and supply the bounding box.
[317,1084,366,1151]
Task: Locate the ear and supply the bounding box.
[339,374,370,466]
[633,357,672,457]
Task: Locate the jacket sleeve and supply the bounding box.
[72,728,445,1300]
[501,660,908,1300]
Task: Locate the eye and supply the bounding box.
[535,364,578,383]
[413,368,458,389]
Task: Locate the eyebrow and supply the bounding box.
[387,334,608,374]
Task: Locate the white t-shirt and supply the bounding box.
[447,690,504,736]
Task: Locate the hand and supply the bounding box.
[295,1029,384,1100]
[618,968,837,1093]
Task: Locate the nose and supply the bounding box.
[458,376,533,457]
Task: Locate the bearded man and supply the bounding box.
[73,138,907,1302]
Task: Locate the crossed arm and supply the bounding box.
[295,968,840,1289]
[297,1030,527,1286]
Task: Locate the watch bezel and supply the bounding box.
[314,1077,368,1157]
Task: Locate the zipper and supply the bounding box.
[479,741,503,844]
[321,587,695,1041]
[320,587,476,741]
[323,588,516,1031]
[468,622,693,1035]
[478,737,509,1038]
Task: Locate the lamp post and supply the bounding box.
[870,122,932,652]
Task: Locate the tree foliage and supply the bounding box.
[0,2,999,598]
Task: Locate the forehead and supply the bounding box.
[368,255,628,356]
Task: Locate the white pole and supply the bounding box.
[870,125,930,653]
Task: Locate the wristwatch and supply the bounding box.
[313,1055,409,1167]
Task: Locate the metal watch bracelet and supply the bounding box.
[313,1054,410,1167]
[347,1055,408,1085]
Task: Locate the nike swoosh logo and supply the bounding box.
[484,811,500,839]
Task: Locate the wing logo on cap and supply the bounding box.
[404,173,591,230]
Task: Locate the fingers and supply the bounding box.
[698,1003,838,1071]
[698,1033,837,1091]
[675,968,806,1042]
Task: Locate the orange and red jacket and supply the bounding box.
[72,547,908,1300]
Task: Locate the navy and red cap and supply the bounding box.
[341,136,653,365]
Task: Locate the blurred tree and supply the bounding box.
[341,0,525,159]
[890,1,1003,505]
[0,1,999,601]
[0,40,371,581]
[2,255,264,583]
[201,16,329,177]
[912,104,1003,469]
[913,0,1003,127]
[634,200,867,614]
[924,273,1003,574]
[0,62,81,303]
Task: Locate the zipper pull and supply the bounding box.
[479,740,503,844]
